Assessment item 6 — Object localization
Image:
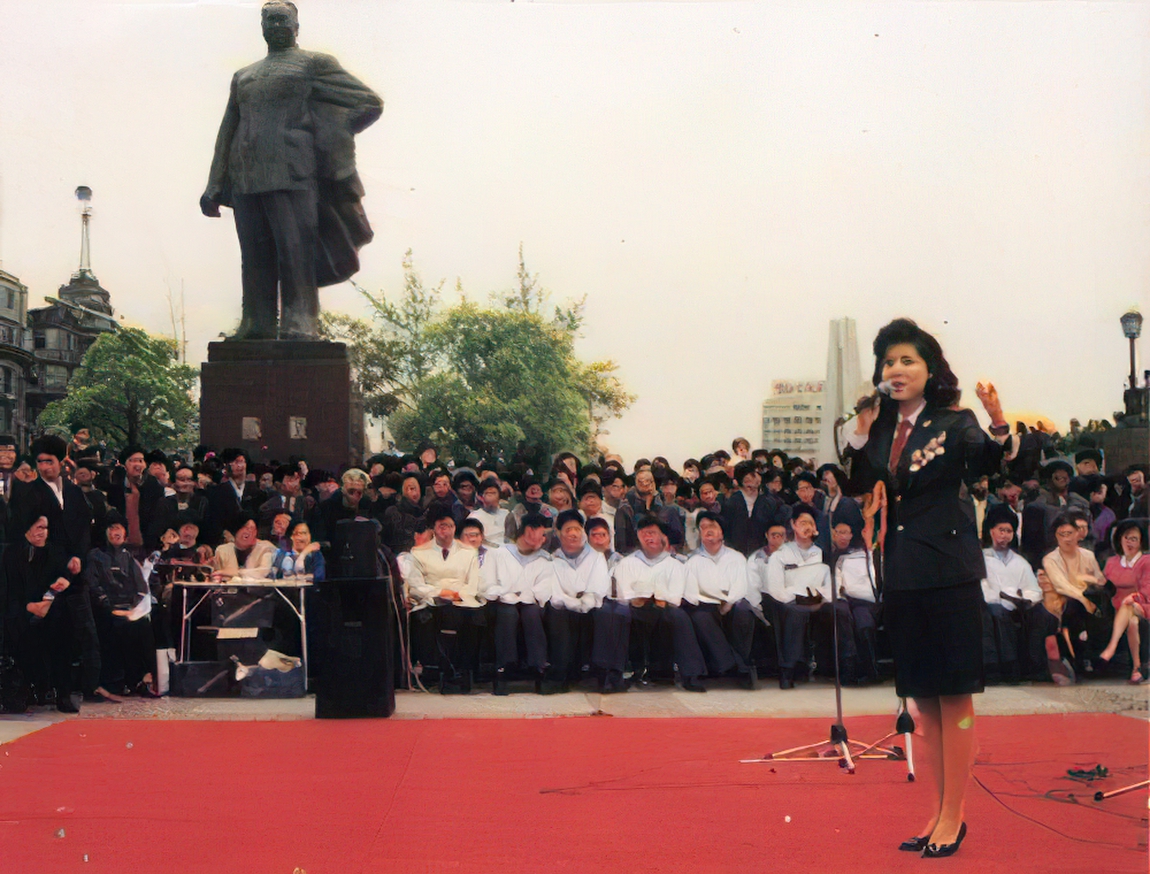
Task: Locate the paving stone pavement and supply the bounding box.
[0,676,1144,746]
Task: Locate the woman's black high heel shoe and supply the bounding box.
[898,835,930,852]
[922,822,967,858]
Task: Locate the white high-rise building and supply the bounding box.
[817,317,870,465]
[761,380,825,459]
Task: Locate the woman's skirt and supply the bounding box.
[884,579,984,698]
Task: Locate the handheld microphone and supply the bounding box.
[836,381,892,426]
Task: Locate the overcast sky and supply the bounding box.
[0,0,1146,464]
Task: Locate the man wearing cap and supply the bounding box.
[544,510,609,693]
[1075,448,1103,477]
[981,503,1050,683]
[422,469,467,528]
[683,511,756,688]
[612,514,707,692]
[407,505,483,693]
[481,511,556,694]
[468,478,508,548]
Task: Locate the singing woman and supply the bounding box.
[846,318,1010,859]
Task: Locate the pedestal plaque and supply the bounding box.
[200,340,356,471]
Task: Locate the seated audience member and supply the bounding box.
[1042,512,1105,676]
[547,479,576,514]
[267,510,295,551]
[310,468,373,551]
[792,472,831,557]
[576,479,613,538]
[1021,460,1087,565]
[151,463,208,547]
[746,522,789,616]
[600,471,638,554]
[543,510,609,693]
[481,512,556,695]
[423,469,467,527]
[683,511,756,687]
[204,448,264,547]
[84,513,157,697]
[1068,473,1116,556]
[212,513,276,579]
[457,517,491,567]
[817,464,848,516]
[612,515,707,692]
[452,470,481,514]
[1035,567,1076,685]
[504,476,557,544]
[1075,448,1103,477]
[3,516,78,712]
[979,505,1049,685]
[764,504,853,688]
[407,505,483,693]
[258,463,311,533]
[1098,520,1150,682]
[383,473,426,554]
[1124,464,1148,518]
[722,461,790,557]
[469,478,509,548]
[272,520,325,581]
[158,512,214,567]
[586,517,621,569]
[586,516,628,691]
[829,500,881,685]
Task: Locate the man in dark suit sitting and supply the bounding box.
[722,461,792,557]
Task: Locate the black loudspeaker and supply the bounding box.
[313,577,395,718]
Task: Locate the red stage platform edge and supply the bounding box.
[0,713,1145,874]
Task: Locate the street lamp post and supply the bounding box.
[1121,310,1144,421]
[1121,310,1142,389]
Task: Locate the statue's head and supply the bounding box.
[262,1,299,50]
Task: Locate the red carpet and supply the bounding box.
[0,713,1145,873]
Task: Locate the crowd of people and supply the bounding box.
[0,421,1146,711]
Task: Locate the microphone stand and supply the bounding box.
[741,549,913,777]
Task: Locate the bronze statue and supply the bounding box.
[201,0,382,340]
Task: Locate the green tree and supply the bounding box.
[38,327,198,451]
[321,248,442,418]
[332,247,635,463]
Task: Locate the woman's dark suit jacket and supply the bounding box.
[845,402,1005,593]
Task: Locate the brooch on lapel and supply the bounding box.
[909,431,946,473]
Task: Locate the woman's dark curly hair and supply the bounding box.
[871,318,961,408]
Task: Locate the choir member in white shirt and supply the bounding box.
[468,479,509,548]
[613,515,707,692]
[829,500,881,685]
[407,505,484,694]
[545,511,609,693]
[587,517,629,692]
[481,512,556,695]
[683,512,756,688]
[764,504,855,689]
[980,504,1049,684]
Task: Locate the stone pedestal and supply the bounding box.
[200,340,359,472]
